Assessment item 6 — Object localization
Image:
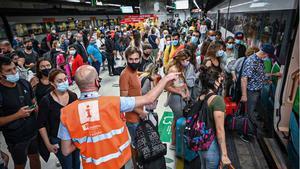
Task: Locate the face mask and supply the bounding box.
[52,30,56,34]
[56,43,61,48]
[172,40,179,46]
[69,50,76,55]
[5,72,19,83]
[41,68,51,77]
[191,36,199,44]
[127,62,140,71]
[209,36,216,41]
[26,46,33,50]
[56,80,69,92]
[235,39,241,44]
[216,50,225,57]
[181,61,189,67]
[226,43,233,49]
[166,41,171,45]
[90,40,96,44]
[77,38,83,42]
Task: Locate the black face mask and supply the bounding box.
[128,62,140,71]
[41,68,51,77]
[26,46,33,50]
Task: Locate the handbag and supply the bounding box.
[135,119,167,162]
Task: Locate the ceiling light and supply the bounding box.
[250,2,268,8]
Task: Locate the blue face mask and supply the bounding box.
[235,39,241,45]
[226,43,234,49]
[172,40,179,46]
[56,80,69,92]
[216,50,225,57]
[209,36,216,41]
[190,36,199,44]
[5,72,19,83]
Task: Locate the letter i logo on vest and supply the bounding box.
[78,100,100,130]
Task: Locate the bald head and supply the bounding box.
[75,65,98,91]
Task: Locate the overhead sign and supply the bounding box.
[43,18,55,23]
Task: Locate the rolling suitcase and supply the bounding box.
[175,117,198,162]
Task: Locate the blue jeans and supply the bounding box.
[50,137,80,169]
[247,90,261,127]
[198,139,220,169]
[126,122,139,148]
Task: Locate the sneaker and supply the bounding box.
[56,161,61,167]
[169,144,176,150]
[240,134,250,143]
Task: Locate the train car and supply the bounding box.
[208,0,299,168]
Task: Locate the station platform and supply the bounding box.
[0,57,270,169]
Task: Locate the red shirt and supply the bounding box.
[71,54,84,77]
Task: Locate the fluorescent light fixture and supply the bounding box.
[65,0,80,2]
[135,6,140,9]
[193,0,200,9]
[102,3,121,7]
[120,6,133,13]
[250,2,268,8]
[85,1,90,4]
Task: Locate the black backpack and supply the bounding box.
[135,120,167,163]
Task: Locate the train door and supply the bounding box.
[273,25,299,168]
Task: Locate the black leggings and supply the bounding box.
[107,53,115,74]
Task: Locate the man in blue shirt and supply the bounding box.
[241,43,275,133]
[87,36,102,74]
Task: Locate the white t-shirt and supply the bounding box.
[200,25,208,34]
[159,38,165,52]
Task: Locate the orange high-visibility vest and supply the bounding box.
[60,96,131,169]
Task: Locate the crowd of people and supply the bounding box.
[0,15,282,169]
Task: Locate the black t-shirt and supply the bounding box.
[38,91,77,138]
[138,57,152,72]
[0,79,37,144]
[24,50,38,73]
[34,82,52,105]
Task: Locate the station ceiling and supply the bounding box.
[0,0,223,16]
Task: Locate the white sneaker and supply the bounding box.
[169,144,176,150]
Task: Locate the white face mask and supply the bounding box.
[69,50,76,55]
[52,30,56,34]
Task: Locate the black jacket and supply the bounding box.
[105,37,115,54]
[74,41,88,63]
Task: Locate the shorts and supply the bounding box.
[7,135,39,165]
[126,122,139,148]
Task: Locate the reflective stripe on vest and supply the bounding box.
[72,126,125,144]
[81,139,131,165]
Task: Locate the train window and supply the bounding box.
[208,0,297,65]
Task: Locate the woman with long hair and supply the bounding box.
[165,50,190,150]
[34,57,53,104]
[38,69,80,169]
[203,42,223,72]
[197,66,231,169]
